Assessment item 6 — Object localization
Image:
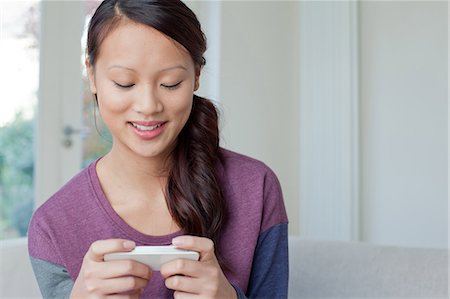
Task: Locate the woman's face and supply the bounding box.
[86,21,199,162]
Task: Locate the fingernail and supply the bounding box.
[172,237,183,246]
[123,241,135,249]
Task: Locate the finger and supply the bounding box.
[87,239,136,262]
[107,288,143,299]
[101,259,152,280]
[165,275,200,294]
[99,276,149,295]
[107,294,132,299]
[171,236,215,262]
[160,258,204,279]
[173,290,198,299]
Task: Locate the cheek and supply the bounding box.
[97,86,130,113]
[171,94,193,124]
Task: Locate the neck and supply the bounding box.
[97,144,173,204]
[111,146,171,176]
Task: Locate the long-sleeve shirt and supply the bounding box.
[28,148,289,298]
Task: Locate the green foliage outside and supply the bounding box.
[0,112,35,240]
[0,100,111,240]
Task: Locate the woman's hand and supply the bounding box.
[70,239,152,299]
[160,236,237,299]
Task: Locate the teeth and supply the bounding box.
[131,122,162,131]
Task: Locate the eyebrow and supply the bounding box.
[108,65,136,72]
[108,64,188,73]
[160,65,188,72]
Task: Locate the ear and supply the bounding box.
[194,65,201,91]
[85,58,97,94]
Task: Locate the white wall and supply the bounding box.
[297,1,360,241]
[359,1,448,249]
[217,1,301,235]
[207,0,447,247]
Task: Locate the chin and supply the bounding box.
[133,145,170,160]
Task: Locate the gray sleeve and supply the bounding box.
[30,256,74,299]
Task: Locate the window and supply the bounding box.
[0,1,40,240]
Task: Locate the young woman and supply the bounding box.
[28,1,288,298]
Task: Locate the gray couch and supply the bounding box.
[1,237,448,298]
[288,237,449,298]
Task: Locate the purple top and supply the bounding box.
[28,148,288,298]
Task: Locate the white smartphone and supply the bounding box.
[103,246,200,271]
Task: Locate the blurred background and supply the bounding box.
[0,0,447,297]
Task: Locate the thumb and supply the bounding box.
[172,235,215,262]
[86,239,136,262]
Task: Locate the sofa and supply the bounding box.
[1,237,448,298]
[288,237,449,298]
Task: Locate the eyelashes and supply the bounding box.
[114,82,134,89]
[161,81,182,90]
[113,81,183,90]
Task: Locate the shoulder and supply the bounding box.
[216,147,283,205]
[217,148,288,230]
[32,163,93,219]
[28,161,97,243]
[28,162,96,264]
[218,147,278,182]
[218,147,267,167]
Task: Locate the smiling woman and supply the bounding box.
[86,22,197,161]
[27,1,289,299]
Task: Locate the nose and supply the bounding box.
[133,84,163,115]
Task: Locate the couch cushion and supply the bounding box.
[288,237,448,299]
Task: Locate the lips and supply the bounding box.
[128,121,167,140]
[130,122,164,131]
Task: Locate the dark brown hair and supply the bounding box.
[87,0,228,267]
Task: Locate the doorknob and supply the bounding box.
[62,125,86,148]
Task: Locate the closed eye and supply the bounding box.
[114,82,134,89]
[161,81,182,90]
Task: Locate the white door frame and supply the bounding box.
[35,0,83,208]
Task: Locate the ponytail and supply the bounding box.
[166,95,228,269]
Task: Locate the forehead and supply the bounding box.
[95,20,194,72]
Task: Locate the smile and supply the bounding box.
[128,121,167,140]
[130,122,164,131]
